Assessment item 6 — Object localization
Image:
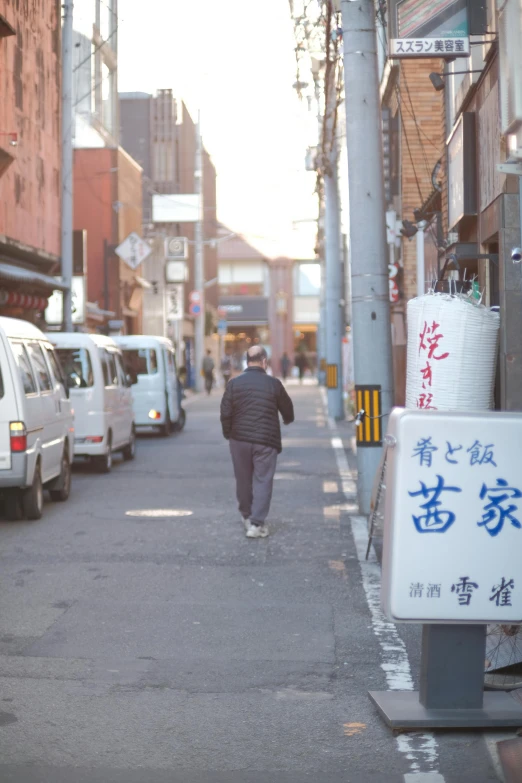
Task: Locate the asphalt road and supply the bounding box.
[0,384,505,782]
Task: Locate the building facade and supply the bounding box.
[0,0,66,323]
[73,147,144,334]
[378,0,522,410]
[119,93,218,382]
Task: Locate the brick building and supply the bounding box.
[0,0,67,323]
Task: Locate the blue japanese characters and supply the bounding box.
[409,438,521,537]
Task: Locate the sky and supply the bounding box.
[117,0,318,259]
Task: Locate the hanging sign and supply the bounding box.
[115,232,151,270]
[166,284,184,322]
[382,408,522,624]
[388,0,470,59]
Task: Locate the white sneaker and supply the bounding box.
[241,517,250,530]
[246,523,269,539]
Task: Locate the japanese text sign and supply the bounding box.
[390,37,470,57]
[381,409,522,624]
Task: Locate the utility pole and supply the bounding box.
[194,111,205,393]
[416,220,427,297]
[340,0,394,513]
[324,68,344,420]
[61,0,74,331]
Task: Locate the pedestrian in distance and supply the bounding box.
[202,350,215,395]
[220,353,232,388]
[280,352,291,382]
[295,352,307,384]
[220,345,294,538]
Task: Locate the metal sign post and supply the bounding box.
[370,408,522,728]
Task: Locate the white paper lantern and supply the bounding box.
[406,294,500,411]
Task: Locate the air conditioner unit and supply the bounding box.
[498,0,522,136]
[165,236,188,260]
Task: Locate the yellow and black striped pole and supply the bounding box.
[326,364,338,389]
[355,385,382,446]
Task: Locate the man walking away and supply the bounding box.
[220,353,232,388]
[220,345,294,538]
[202,350,215,395]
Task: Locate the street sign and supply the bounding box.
[115,232,152,270]
[189,303,201,316]
[166,284,184,322]
[217,319,227,337]
[189,291,201,304]
[382,408,522,624]
[165,260,188,284]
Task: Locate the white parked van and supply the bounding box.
[0,316,74,521]
[49,333,136,472]
[114,335,185,436]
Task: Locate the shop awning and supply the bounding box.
[0,261,69,292]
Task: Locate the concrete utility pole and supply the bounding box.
[416,220,427,297]
[194,112,205,393]
[324,71,344,420]
[318,222,327,385]
[340,0,394,513]
[61,0,74,331]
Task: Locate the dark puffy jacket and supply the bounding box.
[220,367,294,453]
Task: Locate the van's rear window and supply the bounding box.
[123,349,158,376]
[56,348,94,388]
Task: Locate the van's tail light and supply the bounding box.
[85,435,103,443]
[148,409,161,420]
[10,421,27,452]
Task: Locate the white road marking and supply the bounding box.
[322,388,443,780]
[323,481,339,493]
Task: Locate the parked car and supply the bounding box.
[48,333,136,472]
[114,335,185,436]
[0,316,74,521]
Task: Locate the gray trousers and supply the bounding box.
[229,439,278,525]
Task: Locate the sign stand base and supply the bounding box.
[369,624,522,729]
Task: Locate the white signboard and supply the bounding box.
[166,284,184,322]
[165,260,188,283]
[45,276,86,325]
[390,37,469,57]
[115,232,152,270]
[152,194,201,223]
[382,409,522,624]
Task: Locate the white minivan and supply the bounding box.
[114,335,185,436]
[49,333,136,472]
[0,316,74,521]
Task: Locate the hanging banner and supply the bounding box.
[389,0,470,58]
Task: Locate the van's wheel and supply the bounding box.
[4,490,23,521]
[122,426,136,461]
[94,433,112,473]
[160,404,172,437]
[23,464,44,520]
[49,448,71,502]
[174,407,186,432]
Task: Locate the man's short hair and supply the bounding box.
[246,346,268,365]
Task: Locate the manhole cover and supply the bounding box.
[126,509,193,518]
